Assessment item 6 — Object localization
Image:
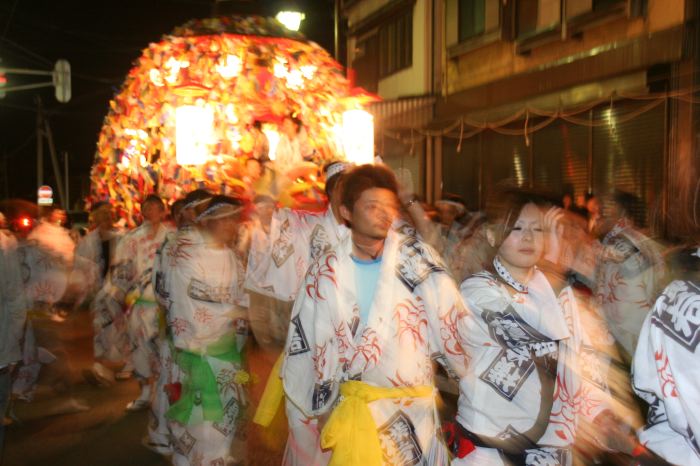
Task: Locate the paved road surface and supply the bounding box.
[2,308,287,466]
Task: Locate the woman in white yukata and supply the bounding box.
[165,195,250,466]
[452,190,637,466]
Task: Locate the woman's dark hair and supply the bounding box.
[484,188,550,249]
[340,164,399,212]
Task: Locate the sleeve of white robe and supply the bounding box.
[282,252,342,418]
[419,257,471,380]
[633,280,700,464]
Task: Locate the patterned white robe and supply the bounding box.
[165,231,249,466]
[245,208,348,302]
[20,221,75,307]
[455,270,611,466]
[283,230,470,466]
[595,219,665,358]
[114,222,171,380]
[70,229,120,307]
[632,279,700,466]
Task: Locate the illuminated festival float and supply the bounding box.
[88,16,376,225]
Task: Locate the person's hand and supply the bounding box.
[543,206,565,264]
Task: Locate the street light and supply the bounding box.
[276,10,305,31]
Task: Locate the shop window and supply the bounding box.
[516,0,561,38]
[458,0,501,42]
[379,8,413,77]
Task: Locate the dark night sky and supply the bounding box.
[0,0,336,206]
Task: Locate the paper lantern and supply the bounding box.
[176,105,214,165]
[342,109,374,165]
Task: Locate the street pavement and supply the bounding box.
[2,308,287,466]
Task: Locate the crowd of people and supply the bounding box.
[0,159,699,466]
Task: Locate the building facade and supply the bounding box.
[344,0,700,238]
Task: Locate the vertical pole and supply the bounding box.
[2,151,7,199]
[36,96,44,189]
[64,151,70,210]
[44,117,67,209]
[334,0,340,61]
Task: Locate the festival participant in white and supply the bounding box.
[248,161,353,463]
[632,246,700,466]
[595,190,665,361]
[452,191,633,466]
[165,195,250,466]
[71,203,121,308]
[115,194,172,411]
[283,164,470,466]
[0,227,27,455]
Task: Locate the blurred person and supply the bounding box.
[447,213,491,284]
[434,194,470,258]
[245,161,352,358]
[22,206,75,319]
[70,202,121,308]
[282,164,470,466]
[0,226,27,457]
[13,207,89,412]
[147,191,212,456]
[585,192,603,237]
[243,193,283,356]
[595,190,665,361]
[250,120,270,162]
[0,212,17,251]
[116,194,172,411]
[451,190,635,466]
[165,195,250,466]
[632,245,700,465]
[274,115,313,174]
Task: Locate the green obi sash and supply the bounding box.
[166,332,241,425]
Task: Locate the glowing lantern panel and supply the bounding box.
[262,127,280,161]
[176,105,214,165]
[342,109,374,165]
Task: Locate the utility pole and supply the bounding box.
[34,96,67,209]
[36,96,43,188]
[43,116,66,209]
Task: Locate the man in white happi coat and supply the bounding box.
[165,195,250,466]
[633,249,700,466]
[115,194,172,410]
[283,164,470,466]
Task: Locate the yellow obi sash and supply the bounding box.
[321,380,433,466]
[252,353,285,427]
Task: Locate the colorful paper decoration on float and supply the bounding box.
[88,16,378,225]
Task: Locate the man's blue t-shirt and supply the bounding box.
[351,255,382,325]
